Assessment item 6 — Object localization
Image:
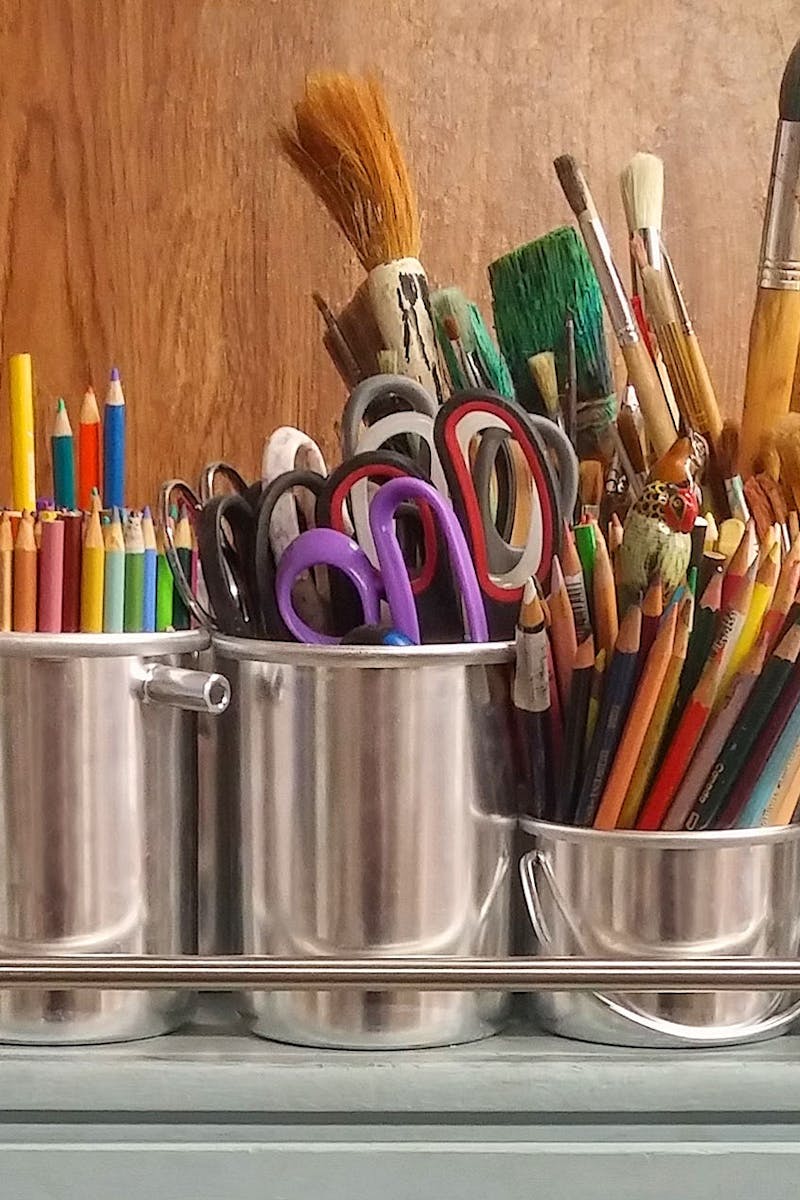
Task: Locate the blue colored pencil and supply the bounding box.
[103,367,126,510]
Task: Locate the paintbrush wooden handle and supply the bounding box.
[368,257,444,401]
[792,335,800,414]
[685,333,723,443]
[741,288,800,472]
[620,339,677,458]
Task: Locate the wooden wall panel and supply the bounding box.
[0,0,794,501]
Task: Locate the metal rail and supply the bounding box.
[0,956,800,992]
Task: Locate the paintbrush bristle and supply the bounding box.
[280,72,419,271]
[716,421,741,481]
[528,351,559,417]
[579,459,605,508]
[489,226,613,410]
[431,287,476,353]
[619,153,664,234]
[779,37,800,121]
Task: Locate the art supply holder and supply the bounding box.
[209,634,519,1049]
[0,630,229,1045]
[520,819,800,1047]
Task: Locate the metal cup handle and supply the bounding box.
[519,849,800,1045]
[138,664,231,715]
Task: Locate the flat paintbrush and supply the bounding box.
[554,154,677,458]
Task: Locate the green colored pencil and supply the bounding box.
[156,526,174,631]
[123,512,145,632]
[574,522,597,592]
[51,398,76,510]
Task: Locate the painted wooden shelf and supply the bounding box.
[3,1000,800,1199]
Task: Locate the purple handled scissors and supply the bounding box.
[276,476,489,645]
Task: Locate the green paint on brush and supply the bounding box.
[431,286,514,398]
[489,226,613,412]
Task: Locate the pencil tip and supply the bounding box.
[110,366,120,382]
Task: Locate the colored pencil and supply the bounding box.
[697,550,725,598]
[584,647,607,753]
[716,558,758,684]
[102,507,125,634]
[721,518,757,610]
[594,603,678,829]
[38,515,64,633]
[637,573,663,681]
[762,550,800,652]
[123,512,145,632]
[636,647,726,830]
[722,542,779,689]
[548,555,578,709]
[592,528,618,660]
[557,634,595,824]
[172,508,192,631]
[142,506,157,634]
[716,517,745,566]
[12,512,37,632]
[733,670,800,827]
[573,604,642,826]
[574,521,597,593]
[9,353,36,513]
[0,514,11,632]
[703,512,719,551]
[80,505,105,633]
[60,512,82,633]
[680,620,800,830]
[78,386,101,511]
[664,567,723,744]
[514,581,551,820]
[103,367,126,510]
[762,736,800,826]
[51,399,76,510]
[618,593,693,827]
[662,631,770,830]
[561,522,591,638]
[156,525,174,632]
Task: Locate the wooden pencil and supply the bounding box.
[142,506,157,634]
[123,512,145,633]
[663,629,770,830]
[584,648,607,753]
[721,519,757,610]
[548,555,578,710]
[680,619,800,830]
[573,605,642,826]
[731,666,800,827]
[636,573,663,681]
[636,648,726,830]
[557,634,595,825]
[80,505,105,633]
[172,508,192,631]
[38,515,65,633]
[697,550,725,597]
[78,386,101,511]
[574,522,597,593]
[617,593,693,827]
[155,525,174,632]
[103,368,126,510]
[0,513,12,632]
[594,603,678,830]
[716,517,746,566]
[102,507,125,634]
[664,568,723,745]
[61,512,82,633]
[592,528,618,660]
[514,580,551,820]
[722,542,779,689]
[9,354,36,513]
[762,549,800,651]
[12,512,37,632]
[561,522,591,639]
[761,736,800,826]
[716,558,758,684]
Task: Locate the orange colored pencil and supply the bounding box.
[548,555,578,710]
[12,511,37,632]
[721,518,757,610]
[78,386,101,511]
[594,603,678,830]
[592,526,618,659]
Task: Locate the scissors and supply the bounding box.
[276,476,488,645]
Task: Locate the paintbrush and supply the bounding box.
[661,241,724,444]
[528,351,561,424]
[489,226,614,421]
[553,154,677,458]
[740,38,800,471]
[312,291,365,386]
[281,72,444,400]
[430,286,514,396]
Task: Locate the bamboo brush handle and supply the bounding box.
[368,257,444,401]
[685,333,723,443]
[792,340,800,413]
[741,288,800,472]
[620,339,677,458]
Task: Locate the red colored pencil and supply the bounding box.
[78,386,101,511]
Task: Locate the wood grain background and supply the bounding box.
[0,0,795,501]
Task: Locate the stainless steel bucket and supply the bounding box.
[520,819,800,1047]
[212,635,519,1049]
[0,631,230,1045]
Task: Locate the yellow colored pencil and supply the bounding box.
[9,353,36,512]
[0,513,12,631]
[80,505,105,633]
[616,593,694,827]
[721,542,780,690]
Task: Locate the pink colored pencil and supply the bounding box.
[38,516,65,632]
